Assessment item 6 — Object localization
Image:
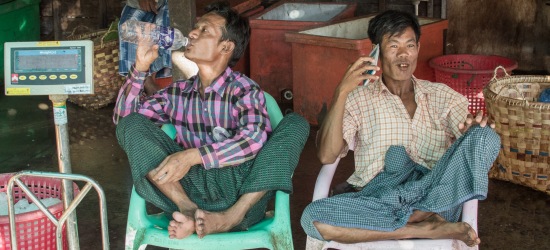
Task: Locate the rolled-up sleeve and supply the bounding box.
[113,65,148,124]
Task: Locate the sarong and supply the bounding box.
[301,125,500,240]
[117,112,309,230]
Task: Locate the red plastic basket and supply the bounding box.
[0,174,78,249]
[429,54,518,114]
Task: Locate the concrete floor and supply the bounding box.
[1,89,549,250]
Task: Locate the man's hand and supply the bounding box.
[135,39,159,72]
[153,148,202,184]
[336,56,379,96]
[458,110,495,134]
[139,0,158,13]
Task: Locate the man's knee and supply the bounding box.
[275,113,309,134]
[116,113,148,144]
[465,125,501,149]
[116,113,145,133]
[301,202,327,240]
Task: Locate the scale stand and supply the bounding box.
[50,94,79,249]
[4,41,109,249]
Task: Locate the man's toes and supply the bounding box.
[173,211,190,222]
[195,209,205,220]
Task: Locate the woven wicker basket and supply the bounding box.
[66,25,125,109]
[483,66,550,195]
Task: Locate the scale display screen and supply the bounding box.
[14,49,82,73]
[4,41,94,96]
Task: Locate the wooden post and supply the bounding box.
[99,0,107,28]
[53,0,61,40]
[168,0,196,81]
[378,0,386,13]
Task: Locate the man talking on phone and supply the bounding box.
[301,10,500,247]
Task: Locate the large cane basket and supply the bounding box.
[66,24,124,109]
[483,66,550,195]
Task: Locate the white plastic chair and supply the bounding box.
[305,142,479,250]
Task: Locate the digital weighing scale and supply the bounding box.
[4,40,109,249]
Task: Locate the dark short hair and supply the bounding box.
[367,10,421,46]
[205,1,250,67]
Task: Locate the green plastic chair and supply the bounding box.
[125,92,293,250]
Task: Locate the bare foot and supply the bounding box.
[194,209,242,238]
[424,213,447,223]
[168,211,195,239]
[455,222,481,247]
[408,211,445,224]
[421,218,480,247]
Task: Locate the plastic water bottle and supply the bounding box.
[120,20,189,50]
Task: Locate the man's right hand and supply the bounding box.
[135,41,159,73]
[336,56,379,96]
[139,0,158,13]
[153,148,202,184]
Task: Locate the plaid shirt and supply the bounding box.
[341,77,469,187]
[113,65,271,169]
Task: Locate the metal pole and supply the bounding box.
[49,94,80,250]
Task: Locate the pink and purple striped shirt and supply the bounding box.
[113,65,271,169]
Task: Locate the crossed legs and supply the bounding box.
[147,169,266,239]
[313,210,480,247]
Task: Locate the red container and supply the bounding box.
[0,174,79,249]
[249,1,356,105]
[429,54,518,115]
[285,15,448,125]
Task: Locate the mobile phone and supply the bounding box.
[363,44,379,86]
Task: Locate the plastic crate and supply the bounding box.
[0,173,78,249]
[429,54,518,114]
[0,0,41,84]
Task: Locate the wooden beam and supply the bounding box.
[99,0,107,28]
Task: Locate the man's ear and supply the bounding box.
[221,41,235,54]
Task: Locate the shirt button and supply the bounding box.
[204,108,207,111]
[208,132,212,135]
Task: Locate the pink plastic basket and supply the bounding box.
[429,54,518,114]
[0,173,78,249]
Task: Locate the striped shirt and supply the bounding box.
[113,65,271,169]
[341,77,469,187]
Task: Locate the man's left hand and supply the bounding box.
[458,110,495,134]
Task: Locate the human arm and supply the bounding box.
[113,41,161,124]
[199,87,270,169]
[145,82,269,183]
[152,148,202,184]
[317,56,378,164]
